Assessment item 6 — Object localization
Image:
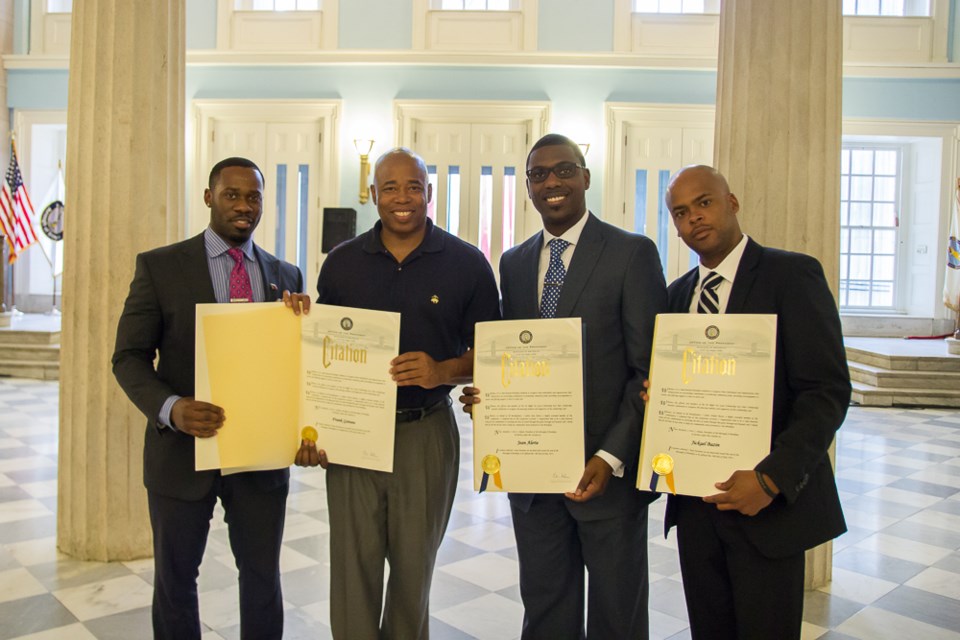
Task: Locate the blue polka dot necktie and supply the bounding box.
[697,271,723,314]
[539,238,570,319]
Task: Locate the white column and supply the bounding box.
[58,0,184,561]
[714,0,843,589]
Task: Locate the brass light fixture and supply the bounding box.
[354,139,375,204]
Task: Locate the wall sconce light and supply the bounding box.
[354,139,375,204]
[578,143,591,158]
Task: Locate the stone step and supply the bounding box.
[845,337,960,373]
[851,380,960,408]
[0,359,59,381]
[0,343,60,363]
[0,329,60,346]
[848,361,960,390]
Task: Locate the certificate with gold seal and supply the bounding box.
[472,318,585,493]
[194,303,400,474]
[637,313,776,497]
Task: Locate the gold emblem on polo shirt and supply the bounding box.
[430,295,439,304]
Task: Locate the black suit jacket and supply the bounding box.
[112,233,304,501]
[500,213,667,520]
[665,238,850,557]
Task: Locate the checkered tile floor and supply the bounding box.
[0,377,958,639]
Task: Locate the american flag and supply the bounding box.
[0,143,39,264]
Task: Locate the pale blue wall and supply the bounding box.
[185,64,717,226]
[13,0,29,54]
[844,77,960,118]
[186,0,218,50]
[10,60,960,228]
[339,0,412,49]
[7,0,960,228]
[7,71,69,109]
[538,0,615,51]
[952,0,959,60]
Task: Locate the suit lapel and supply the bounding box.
[671,269,699,313]
[556,213,603,318]
[254,245,282,301]
[180,234,216,304]
[726,238,762,313]
[515,232,543,318]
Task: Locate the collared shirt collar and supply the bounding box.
[204,226,256,260]
[542,209,590,249]
[363,217,444,257]
[698,233,749,285]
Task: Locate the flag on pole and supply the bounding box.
[944,177,960,314]
[35,165,66,277]
[0,141,39,264]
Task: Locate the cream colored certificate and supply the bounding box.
[472,318,585,493]
[195,303,400,474]
[298,304,400,472]
[637,314,776,497]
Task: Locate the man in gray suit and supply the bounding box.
[464,134,667,638]
[113,157,308,640]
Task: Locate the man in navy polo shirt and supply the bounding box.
[293,147,501,639]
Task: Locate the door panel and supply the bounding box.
[413,120,527,275]
[622,124,713,281]
[209,119,322,287]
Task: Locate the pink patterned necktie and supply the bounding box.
[227,247,253,303]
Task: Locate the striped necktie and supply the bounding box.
[697,271,722,314]
[539,238,570,319]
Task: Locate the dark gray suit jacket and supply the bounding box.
[500,213,667,520]
[664,238,850,557]
[112,232,304,501]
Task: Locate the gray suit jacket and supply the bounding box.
[112,232,304,501]
[500,213,667,520]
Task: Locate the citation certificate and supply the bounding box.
[472,318,585,493]
[637,313,776,497]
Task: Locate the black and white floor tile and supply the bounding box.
[0,378,958,639]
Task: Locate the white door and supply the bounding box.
[194,100,340,290]
[621,124,713,281]
[412,120,531,276]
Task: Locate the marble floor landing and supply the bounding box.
[0,379,958,639]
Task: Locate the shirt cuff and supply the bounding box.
[595,450,624,478]
[158,395,182,431]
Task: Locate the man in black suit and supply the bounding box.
[661,165,851,640]
[112,157,308,640]
[464,134,667,639]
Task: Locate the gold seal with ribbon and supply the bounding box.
[649,453,677,495]
[480,454,503,492]
[301,426,318,443]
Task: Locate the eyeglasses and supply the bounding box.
[525,162,585,183]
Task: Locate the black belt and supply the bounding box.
[396,397,451,423]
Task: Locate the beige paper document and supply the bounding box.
[195,303,400,474]
[472,318,585,493]
[637,313,776,497]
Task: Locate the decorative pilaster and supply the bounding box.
[714,0,843,293]
[714,0,843,589]
[58,0,185,560]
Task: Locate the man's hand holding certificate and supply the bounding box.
[638,313,777,497]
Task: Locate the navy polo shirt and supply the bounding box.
[317,218,501,409]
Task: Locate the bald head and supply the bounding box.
[665,165,743,269]
[667,165,731,202]
[374,147,428,183]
